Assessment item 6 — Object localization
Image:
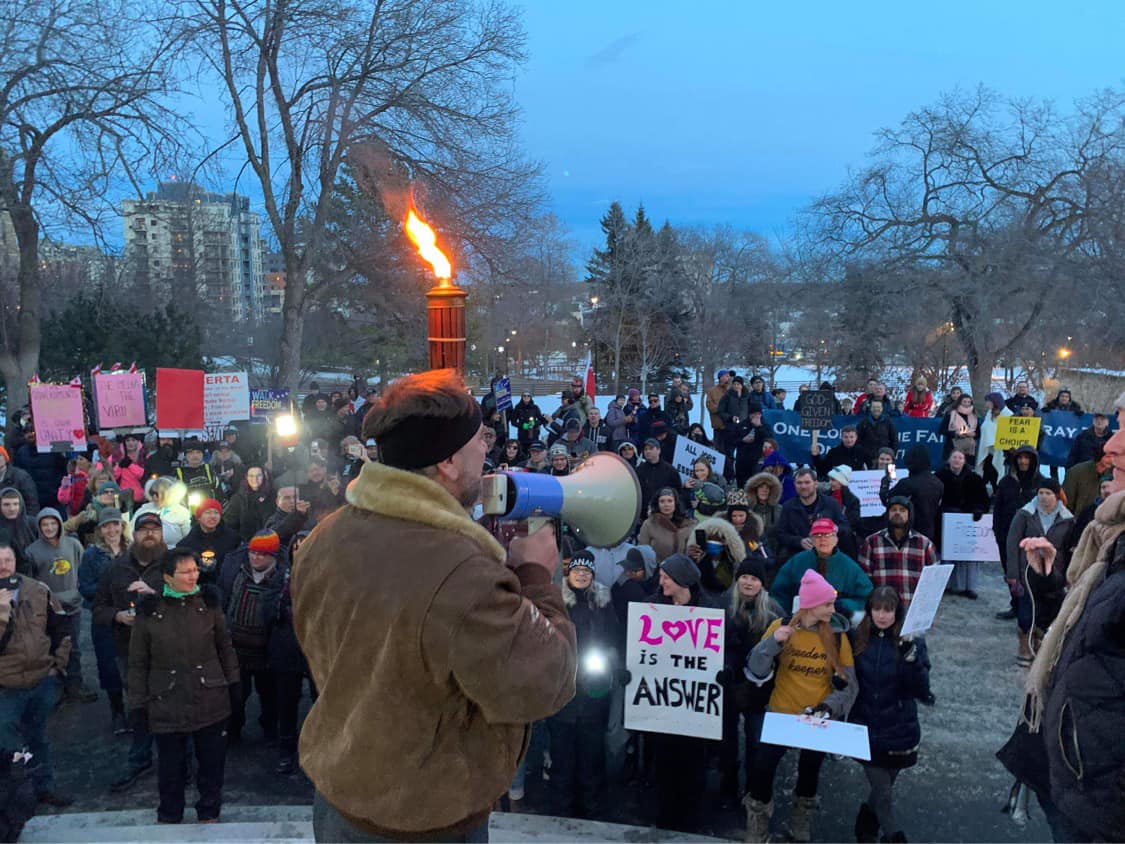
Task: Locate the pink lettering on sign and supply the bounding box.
[636,612,721,653]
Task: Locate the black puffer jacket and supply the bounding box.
[554,580,619,722]
[1043,537,1125,840]
[851,632,931,757]
[881,446,944,542]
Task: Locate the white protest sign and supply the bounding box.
[940,513,1000,562]
[900,563,955,637]
[671,437,726,484]
[203,372,250,439]
[760,712,871,761]
[625,603,725,740]
[851,469,910,518]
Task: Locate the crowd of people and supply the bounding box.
[0,368,1121,844]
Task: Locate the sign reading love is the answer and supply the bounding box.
[625,603,725,739]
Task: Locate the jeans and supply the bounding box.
[117,655,153,770]
[91,617,122,691]
[313,790,489,842]
[0,674,57,793]
[747,741,826,803]
[154,720,227,822]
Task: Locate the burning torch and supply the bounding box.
[404,209,467,375]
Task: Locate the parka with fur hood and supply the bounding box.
[745,471,783,551]
[686,516,747,595]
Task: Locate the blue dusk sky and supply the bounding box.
[514,1,1125,254]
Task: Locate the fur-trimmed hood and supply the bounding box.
[684,516,747,563]
[561,579,612,609]
[346,461,506,564]
[745,472,782,506]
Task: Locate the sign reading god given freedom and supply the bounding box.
[625,603,725,740]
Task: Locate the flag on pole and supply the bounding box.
[127,361,137,374]
[28,373,40,385]
[583,351,597,400]
[68,376,82,388]
[110,362,122,372]
[91,363,102,376]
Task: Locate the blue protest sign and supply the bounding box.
[250,388,291,417]
[492,377,512,413]
[762,411,945,468]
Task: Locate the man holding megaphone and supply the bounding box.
[290,369,577,843]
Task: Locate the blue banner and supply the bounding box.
[250,388,291,417]
[492,376,512,413]
[760,410,1114,469]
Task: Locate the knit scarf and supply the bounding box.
[1023,490,1125,730]
[227,564,274,653]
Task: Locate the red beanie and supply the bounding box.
[248,530,280,555]
[194,497,223,519]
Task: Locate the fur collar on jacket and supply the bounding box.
[561,579,611,609]
[685,516,748,563]
[346,461,506,564]
[745,472,782,506]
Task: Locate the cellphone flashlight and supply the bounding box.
[583,650,607,675]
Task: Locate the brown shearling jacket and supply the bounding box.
[0,574,72,689]
[292,461,577,840]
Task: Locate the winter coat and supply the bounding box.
[723,592,783,689]
[774,492,850,565]
[128,585,240,733]
[0,574,71,690]
[554,580,619,722]
[717,388,752,431]
[851,633,931,759]
[606,401,642,446]
[1066,425,1112,469]
[813,442,868,477]
[706,384,728,432]
[635,459,682,514]
[992,446,1044,565]
[856,412,898,467]
[217,547,291,671]
[112,459,147,503]
[290,460,576,839]
[0,487,37,575]
[24,510,84,614]
[746,614,858,718]
[770,549,874,617]
[266,563,308,675]
[510,400,548,444]
[881,446,944,543]
[760,452,797,503]
[56,471,90,518]
[77,542,129,610]
[1006,499,1074,614]
[747,388,777,410]
[637,513,696,563]
[902,390,933,418]
[685,516,746,594]
[745,472,782,551]
[1061,460,1105,520]
[935,466,991,554]
[223,484,276,542]
[1005,394,1039,414]
[977,406,1014,477]
[91,552,165,656]
[176,523,242,584]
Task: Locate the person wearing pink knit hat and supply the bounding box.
[741,567,858,843]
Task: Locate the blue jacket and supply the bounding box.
[761,451,797,504]
[851,632,931,755]
[770,549,873,616]
[748,389,777,410]
[77,543,128,609]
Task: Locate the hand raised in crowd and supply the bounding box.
[1019,536,1057,575]
[507,520,559,575]
[686,545,703,563]
[127,580,156,595]
[773,624,794,644]
[296,499,311,515]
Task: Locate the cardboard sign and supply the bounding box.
[250,388,290,417]
[156,368,205,430]
[671,437,726,484]
[94,372,147,428]
[941,513,1000,562]
[799,390,836,431]
[204,372,250,439]
[995,416,1041,451]
[29,384,88,453]
[900,563,955,637]
[851,469,911,518]
[492,376,512,413]
[760,712,871,761]
[625,603,725,740]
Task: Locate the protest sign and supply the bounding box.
[799,390,836,431]
[156,368,205,430]
[671,437,726,483]
[851,469,911,518]
[250,388,290,417]
[93,372,147,428]
[995,416,1041,451]
[625,603,724,740]
[492,376,512,413]
[763,411,946,468]
[760,712,871,761]
[900,563,955,637]
[29,384,88,453]
[203,372,250,439]
[941,513,1000,562]
[1037,411,1117,467]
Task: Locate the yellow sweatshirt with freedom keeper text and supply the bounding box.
[760,618,854,715]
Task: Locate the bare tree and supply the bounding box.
[179,0,531,392]
[0,0,182,434]
[807,86,1125,402]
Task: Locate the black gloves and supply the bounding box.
[972,511,984,522]
[921,692,936,707]
[616,669,633,686]
[119,457,133,469]
[831,673,849,691]
[899,639,918,663]
[715,668,732,686]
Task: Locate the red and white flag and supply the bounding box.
[91,363,102,377]
[127,361,137,374]
[69,376,82,388]
[110,362,122,372]
[28,373,40,386]
[582,351,597,400]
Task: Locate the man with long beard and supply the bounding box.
[93,509,168,792]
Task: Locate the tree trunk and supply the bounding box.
[2,203,42,441]
[275,250,306,393]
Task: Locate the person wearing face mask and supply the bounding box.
[718,555,782,808]
[743,569,858,843]
[546,550,619,820]
[849,587,934,844]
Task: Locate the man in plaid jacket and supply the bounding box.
[858,496,939,605]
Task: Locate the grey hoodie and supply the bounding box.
[25,507,85,613]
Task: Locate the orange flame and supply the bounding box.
[405,209,452,284]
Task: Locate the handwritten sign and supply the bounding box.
[250,388,290,417]
[900,563,955,637]
[94,372,147,428]
[760,712,871,760]
[799,390,836,431]
[941,513,1000,562]
[995,416,1041,451]
[204,372,250,439]
[851,469,911,518]
[29,384,87,453]
[671,437,726,484]
[625,603,724,740]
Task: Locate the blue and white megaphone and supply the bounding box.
[480,451,643,548]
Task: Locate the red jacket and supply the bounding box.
[902,390,933,418]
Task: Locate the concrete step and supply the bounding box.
[21,805,729,842]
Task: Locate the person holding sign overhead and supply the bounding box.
[743,569,858,843]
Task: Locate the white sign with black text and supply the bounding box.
[671,438,726,484]
[940,513,1000,562]
[851,469,911,518]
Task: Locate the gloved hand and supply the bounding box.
[616,669,633,686]
[899,637,918,663]
[972,511,984,522]
[803,704,831,720]
[128,708,148,734]
[921,692,936,707]
[830,673,849,691]
[715,668,732,686]
[119,457,133,469]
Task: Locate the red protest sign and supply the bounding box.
[155,368,205,429]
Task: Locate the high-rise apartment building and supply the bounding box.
[122,181,265,323]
